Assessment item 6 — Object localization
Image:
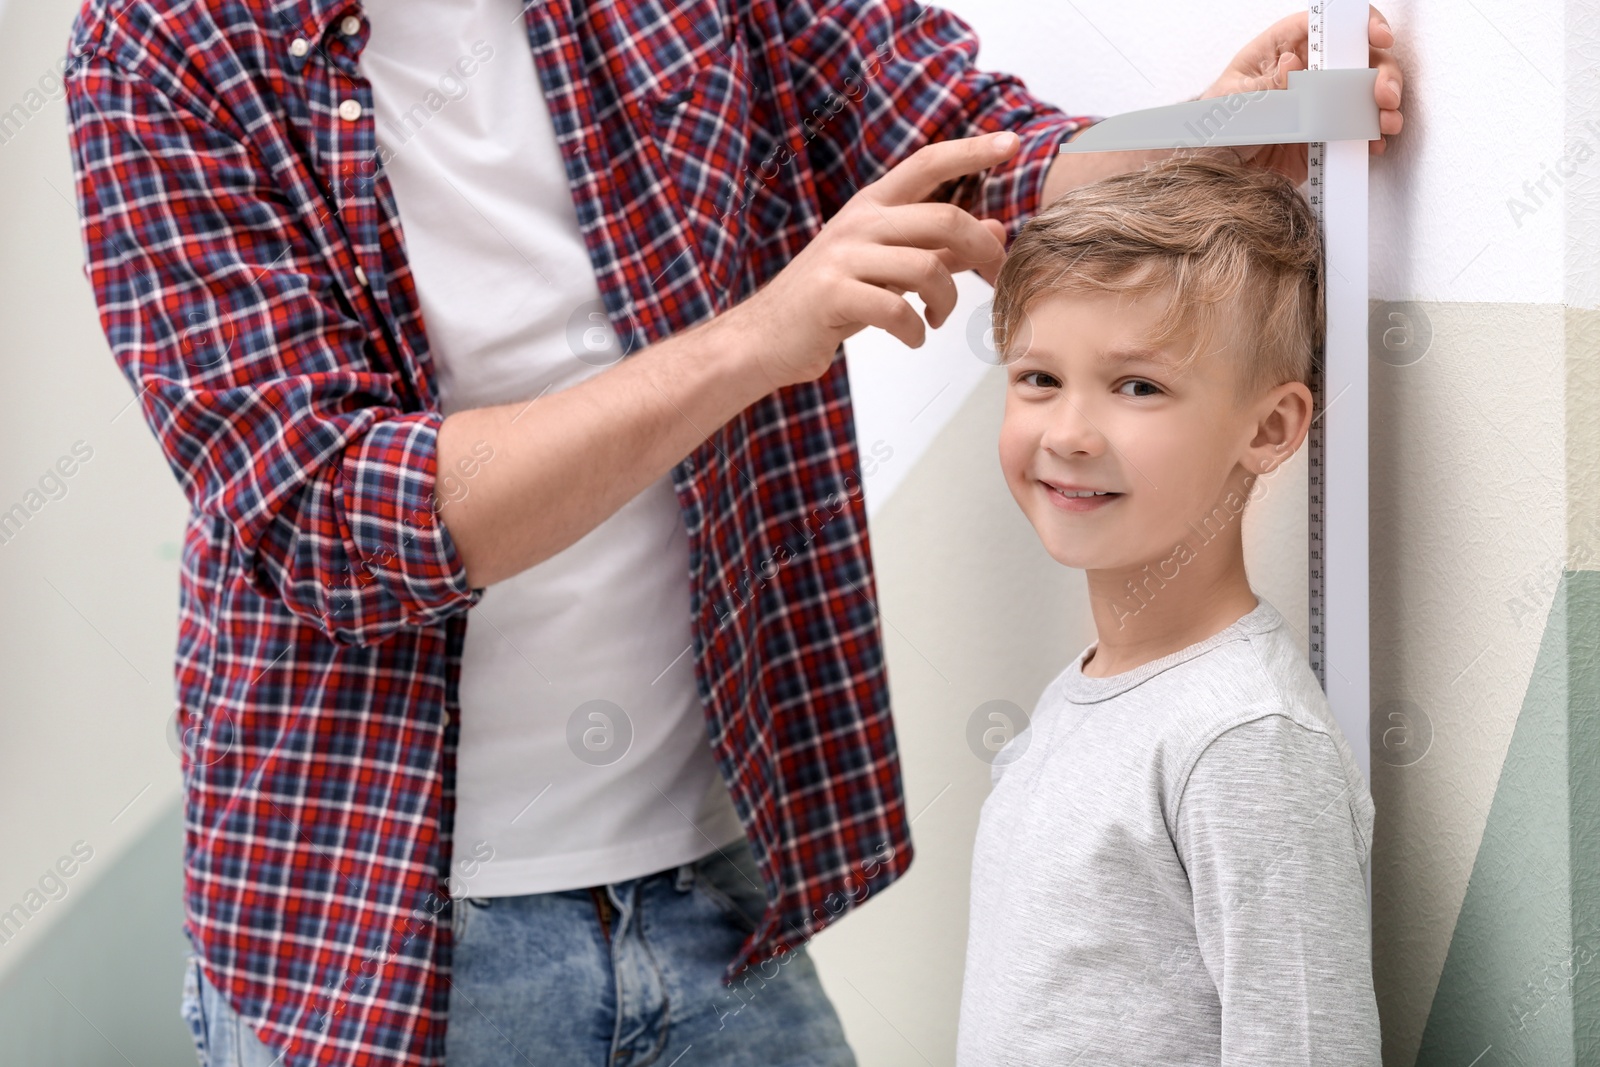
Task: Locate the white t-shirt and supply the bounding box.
[358,0,745,896]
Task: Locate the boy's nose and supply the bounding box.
[1039,398,1111,458]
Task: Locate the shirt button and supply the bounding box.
[288,38,310,58]
[354,265,369,286]
[338,98,363,122]
[340,15,362,35]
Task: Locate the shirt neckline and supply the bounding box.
[1059,593,1282,704]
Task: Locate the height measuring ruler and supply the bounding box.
[1306,1,1329,687]
[1305,0,1372,784]
[1057,2,1376,779]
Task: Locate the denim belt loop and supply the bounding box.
[674,862,695,892]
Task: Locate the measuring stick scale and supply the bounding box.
[1308,0,1372,786]
[1306,0,1328,687]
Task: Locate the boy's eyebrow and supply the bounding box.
[1099,344,1177,365]
[1009,344,1179,366]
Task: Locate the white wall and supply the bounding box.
[0,0,189,976]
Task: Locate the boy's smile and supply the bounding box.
[1038,483,1122,512]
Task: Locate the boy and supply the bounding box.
[956,155,1382,1065]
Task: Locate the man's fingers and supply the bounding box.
[971,219,1008,286]
[838,279,928,349]
[1265,51,1299,91]
[1371,47,1403,109]
[1258,10,1309,66]
[857,200,1006,273]
[851,245,960,329]
[1368,5,1395,48]
[867,131,1021,207]
[933,218,1009,286]
[1367,5,1402,152]
[829,140,1018,347]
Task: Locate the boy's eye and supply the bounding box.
[1016,373,1162,396]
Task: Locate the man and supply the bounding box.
[63,0,1403,1063]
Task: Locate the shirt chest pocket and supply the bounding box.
[643,31,791,304]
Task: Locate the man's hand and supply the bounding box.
[1039,6,1405,214]
[1203,4,1405,183]
[723,132,1016,391]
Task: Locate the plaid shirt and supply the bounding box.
[64,0,1093,1061]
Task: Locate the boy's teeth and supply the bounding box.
[1058,488,1111,497]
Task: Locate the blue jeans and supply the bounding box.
[181,833,858,1066]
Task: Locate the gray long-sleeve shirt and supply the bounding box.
[956,595,1381,1066]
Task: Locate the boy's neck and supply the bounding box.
[1080,521,1260,679]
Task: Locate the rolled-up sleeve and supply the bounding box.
[66,51,482,647]
[779,0,1102,240]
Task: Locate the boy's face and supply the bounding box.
[998,286,1282,572]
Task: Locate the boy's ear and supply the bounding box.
[1245,380,1314,478]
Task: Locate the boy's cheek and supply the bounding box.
[995,420,1034,481]
[998,452,1038,513]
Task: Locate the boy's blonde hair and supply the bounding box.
[991,154,1324,403]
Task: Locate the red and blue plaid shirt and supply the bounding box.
[64,0,1094,1061]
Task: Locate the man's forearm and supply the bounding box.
[434,311,775,590]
